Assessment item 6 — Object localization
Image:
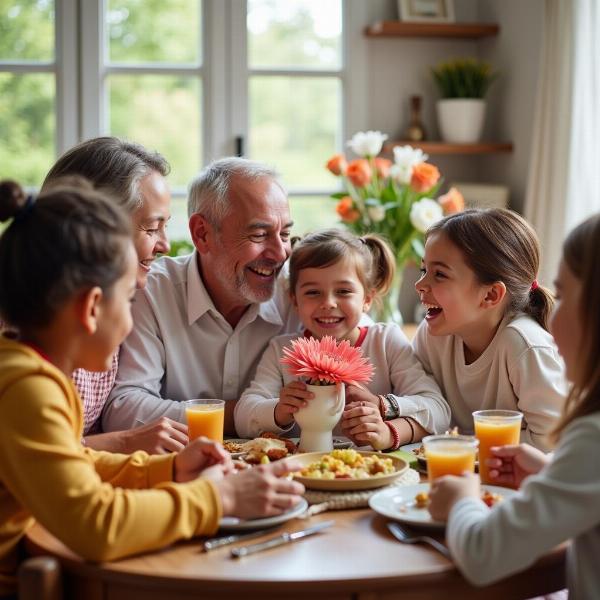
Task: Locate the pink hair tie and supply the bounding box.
[530,280,539,292]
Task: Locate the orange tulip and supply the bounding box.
[326,153,348,176]
[410,162,440,193]
[374,157,392,179]
[438,187,465,214]
[346,159,372,188]
[336,196,361,223]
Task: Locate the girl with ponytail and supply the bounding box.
[414,208,567,451]
[235,228,450,450]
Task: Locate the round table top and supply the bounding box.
[25,506,566,599]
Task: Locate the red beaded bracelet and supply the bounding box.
[384,421,401,451]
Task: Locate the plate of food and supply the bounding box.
[369,483,514,530]
[286,449,408,491]
[219,497,309,531]
[223,434,297,463]
[223,438,251,459]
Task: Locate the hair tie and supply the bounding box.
[13,194,36,223]
[530,279,539,292]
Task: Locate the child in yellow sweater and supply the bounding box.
[0,180,304,597]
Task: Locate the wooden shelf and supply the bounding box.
[384,141,513,155]
[365,21,500,39]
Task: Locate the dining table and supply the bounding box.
[25,496,566,600]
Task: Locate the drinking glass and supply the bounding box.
[184,399,225,443]
[422,434,479,482]
[473,409,523,484]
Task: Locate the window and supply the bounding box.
[2,0,367,240]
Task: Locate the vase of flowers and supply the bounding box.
[325,130,464,324]
[432,58,498,143]
[281,336,374,452]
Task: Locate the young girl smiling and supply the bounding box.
[235,228,450,449]
[413,209,566,450]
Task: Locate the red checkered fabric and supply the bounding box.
[72,352,119,435]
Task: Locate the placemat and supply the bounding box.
[302,468,420,514]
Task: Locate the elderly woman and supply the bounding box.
[42,136,188,453]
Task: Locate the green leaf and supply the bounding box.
[329,192,347,200]
[411,237,425,258]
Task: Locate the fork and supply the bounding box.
[386,522,451,558]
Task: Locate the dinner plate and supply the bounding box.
[287,451,408,491]
[369,483,517,530]
[218,497,309,531]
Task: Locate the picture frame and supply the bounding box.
[450,182,510,210]
[397,0,455,23]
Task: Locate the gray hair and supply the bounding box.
[187,157,282,224]
[42,137,170,213]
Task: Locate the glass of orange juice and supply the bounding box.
[184,399,225,443]
[423,434,479,482]
[473,409,523,484]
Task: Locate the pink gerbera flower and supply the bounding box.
[281,335,374,386]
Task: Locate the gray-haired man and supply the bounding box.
[103,158,298,436]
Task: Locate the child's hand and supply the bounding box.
[173,437,234,483]
[344,384,380,408]
[340,401,392,451]
[486,443,550,488]
[274,381,314,428]
[428,473,480,522]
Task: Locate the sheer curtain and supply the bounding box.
[525,0,600,285]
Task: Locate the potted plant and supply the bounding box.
[431,58,497,143]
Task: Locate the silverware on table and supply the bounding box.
[386,522,451,558]
[202,527,278,552]
[230,520,334,558]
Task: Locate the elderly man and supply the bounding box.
[103,157,298,436]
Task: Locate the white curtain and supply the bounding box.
[525,0,600,286]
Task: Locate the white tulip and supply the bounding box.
[347,130,388,157]
[410,198,444,233]
[392,145,429,184]
[367,203,386,223]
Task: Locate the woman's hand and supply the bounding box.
[214,460,306,519]
[428,472,480,522]
[274,381,314,427]
[340,400,392,450]
[173,437,234,483]
[486,443,550,488]
[344,384,380,407]
[123,417,189,454]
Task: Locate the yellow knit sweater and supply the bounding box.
[0,336,221,596]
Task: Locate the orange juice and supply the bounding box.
[185,400,225,442]
[423,435,478,482]
[473,410,523,484]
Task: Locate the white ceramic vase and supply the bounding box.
[436,98,486,143]
[294,382,345,452]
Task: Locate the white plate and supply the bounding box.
[369,483,516,530]
[218,497,309,531]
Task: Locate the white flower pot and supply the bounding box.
[294,382,345,452]
[436,99,486,143]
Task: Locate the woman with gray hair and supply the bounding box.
[42,137,189,453]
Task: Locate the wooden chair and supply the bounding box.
[18,556,62,600]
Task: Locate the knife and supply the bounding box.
[202,527,279,552]
[230,520,334,558]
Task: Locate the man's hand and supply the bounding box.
[428,472,480,522]
[274,381,313,427]
[173,437,234,483]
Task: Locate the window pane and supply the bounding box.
[107,74,201,188]
[168,197,191,244]
[0,0,54,60]
[290,195,340,237]
[249,76,340,189]
[248,0,341,69]
[0,73,55,185]
[107,0,201,64]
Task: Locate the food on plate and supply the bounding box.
[412,488,504,509]
[297,449,395,480]
[223,440,244,454]
[240,437,290,464]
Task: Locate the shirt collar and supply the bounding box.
[186,251,283,328]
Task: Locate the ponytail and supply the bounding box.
[524,284,554,331]
[361,234,396,298]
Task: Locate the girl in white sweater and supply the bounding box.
[413,209,566,451]
[428,213,600,600]
[234,229,450,449]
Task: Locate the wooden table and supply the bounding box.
[25,506,566,600]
